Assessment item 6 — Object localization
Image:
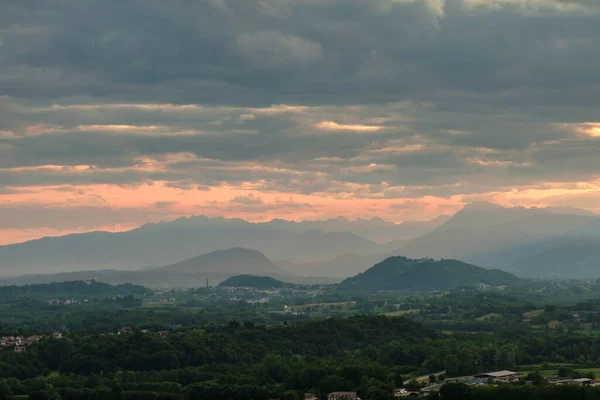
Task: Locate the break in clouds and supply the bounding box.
[1,0,600,243]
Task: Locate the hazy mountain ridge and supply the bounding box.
[0,224,380,276]
[0,248,339,288]
[137,214,450,244]
[0,213,449,277]
[1,203,599,280]
[469,234,600,279]
[396,202,600,278]
[340,256,520,292]
[278,252,395,278]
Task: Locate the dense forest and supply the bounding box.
[2,315,600,399]
[2,279,600,399]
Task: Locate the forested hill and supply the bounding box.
[340,256,521,292]
[0,280,152,301]
[218,275,290,289]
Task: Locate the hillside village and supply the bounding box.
[0,332,61,353]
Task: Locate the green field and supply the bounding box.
[383,309,420,316]
[290,301,356,311]
[519,366,600,378]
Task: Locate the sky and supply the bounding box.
[2,0,600,245]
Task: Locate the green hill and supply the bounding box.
[340,256,520,292]
[218,274,290,289]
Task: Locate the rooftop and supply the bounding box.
[476,370,519,378]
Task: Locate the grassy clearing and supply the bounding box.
[519,366,600,378]
[476,313,501,321]
[579,368,600,376]
[523,309,544,318]
[384,309,420,316]
[142,301,176,308]
[290,301,356,311]
[548,320,562,329]
[520,369,558,378]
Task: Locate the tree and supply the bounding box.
[281,391,299,400]
[445,355,459,377]
[111,383,124,400]
[404,380,420,392]
[364,385,393,400]
[457,348,474,375]
[395,372,404,388]
[524,371,545,385]
[439,383,469,400]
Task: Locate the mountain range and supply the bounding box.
[0,215,447,277]
[393,202,600,279]
[1,202,600,280]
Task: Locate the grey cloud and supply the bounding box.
[236,31,323,66]
[1,0,599,110]
[2,98,600,197]
[153,201,178,209]
[230,195,265,205]
[1,0,600,206]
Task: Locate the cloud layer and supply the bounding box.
[1,0,600,243]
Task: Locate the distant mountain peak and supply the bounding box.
[460,201,505,212]
[157,247,287,276]
[458,201,596,217]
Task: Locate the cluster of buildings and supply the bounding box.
[393,371,523,397]
[116,326,170,337]
[0,332,62,353]
[297,393,359,400]
[47,298,87,305]
[568,310,600,319]
[221,286,325,305]
[327,392,360,400]
[270,392,360,400]
[552,378,596,385]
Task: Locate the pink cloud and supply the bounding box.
[314,121,383,132]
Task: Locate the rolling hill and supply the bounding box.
[218,275,290,289]
[339,256,521,292]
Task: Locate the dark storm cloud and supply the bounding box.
[1,0,599,108]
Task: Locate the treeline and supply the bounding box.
[0,281,151,302]
[0,299,301,332]
[6,376,600,400]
